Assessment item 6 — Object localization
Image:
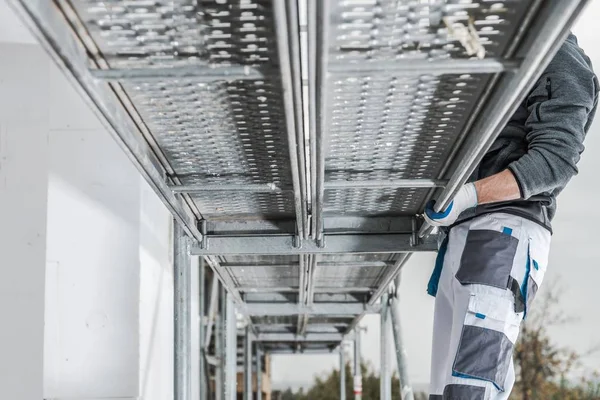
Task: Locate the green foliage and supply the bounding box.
[509,282,600,400]
[274,361,427,400]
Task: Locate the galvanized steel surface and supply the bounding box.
[10,0,588,352]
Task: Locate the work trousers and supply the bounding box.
[428,213,551,399]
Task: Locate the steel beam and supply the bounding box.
[329,58,520,76]
[215,287,225,400]
[421,0,591,237]
[204,256,245,306]
[273,0,307,241]
[286,0,309,243]
[256,333,344,342]
[299,255,317,335]
[199,257,206,400]
[324,216,415,234]
[340,347,346,400]
[174,223,192,400]
[354,329,363,400]
[306,254,317,306]
[340,254,412,340]
[205,354,219,367]
[314,0,331,246]
[174,179,447,193]
[171,183,291,194]
[204,274,219,350]
[191,234,437,255]
[246,302,379,316]
[368,253,413,306]
[297,254,309,336]
[266,348,338,354]
[324,179,447,189]
[313,292,370,303]
[89,65,263,82]
[206,216,416,235]
[225,294,237,400]
[224,261,391,269]
[244,326,252,400]
[7,0,202,242]
[389,275,414,400]
[308,0,318,240]
[380,294,391,400]
[238,286,373,293]
[256,346,263,400]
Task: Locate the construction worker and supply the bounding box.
[424,33,599,399]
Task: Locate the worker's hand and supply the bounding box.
[424,183,478,227]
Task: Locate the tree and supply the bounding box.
[511,280,600,400]
[278,361,427,400]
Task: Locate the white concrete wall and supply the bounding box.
[37,41,178,399]
[44,77,142,397]
[0,43,50,400]
[0,0,37,44]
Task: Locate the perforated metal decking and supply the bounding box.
[10,0,589,361]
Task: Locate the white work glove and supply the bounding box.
[424,183,478,227]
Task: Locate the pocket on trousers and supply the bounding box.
[452,293,520,391]
[525,239,547,313]
[456,229,518,289]
[443,384,486,399]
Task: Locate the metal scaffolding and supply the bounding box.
[174,223,192,400]
[354,328,363,400]
[380,294,391,400]
[244,326,253,400]
[256,345,263,400]
[7,0,591,397]
[390,274,414,400]
[340,346,346,400]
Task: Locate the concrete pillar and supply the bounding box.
[0,43,50,400]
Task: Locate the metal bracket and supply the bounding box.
[317,235,325,248]
[293,234,303,249]
[293,221,303,249]
[200,220,208,250]
[410,216,419,247]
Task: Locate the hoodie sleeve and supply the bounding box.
[508,40,599,199]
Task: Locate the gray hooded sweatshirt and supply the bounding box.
[458,33,599,232]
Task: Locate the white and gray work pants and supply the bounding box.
[428,213,551,399]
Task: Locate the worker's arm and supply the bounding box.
[474,169,520,204]
[423,170,520,227]
[507,44,598,200]
[425,41,598,228]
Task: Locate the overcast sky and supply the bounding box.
[271,2,600,390]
